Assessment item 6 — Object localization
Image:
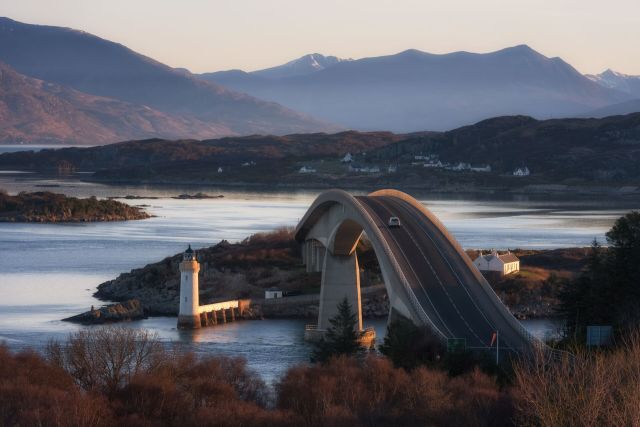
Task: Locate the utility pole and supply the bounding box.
[496,330,499,365]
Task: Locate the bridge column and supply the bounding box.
[305,241,313,272]
[313,242,325,272]
[318,249,363,331]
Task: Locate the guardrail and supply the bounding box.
[352,197,448,342]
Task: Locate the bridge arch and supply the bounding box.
[296,189,545,355]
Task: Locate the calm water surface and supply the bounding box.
[0,147,633,380]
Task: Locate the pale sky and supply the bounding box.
[2,0,639,75]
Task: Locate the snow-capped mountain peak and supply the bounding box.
[586,69,640,96]
[252,53,350,79]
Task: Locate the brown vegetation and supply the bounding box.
[277,356,514,427]
[3,326,640,426]
[513,332,640,426]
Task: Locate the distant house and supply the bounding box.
[341,153,353,163]
[447,162,471,171]
[471,165,491,172]
[349,164,381,173]
[473,250,520,276]
[265,288,283,299]
[299,166,317,173]
[513,166,530,176]
[423,160,444,168]
[217,167,223,173]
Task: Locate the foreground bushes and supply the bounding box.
[2,327,640,426]
[277,356,514,427]
[514,332,640,427]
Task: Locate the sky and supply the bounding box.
[2,0,639,75]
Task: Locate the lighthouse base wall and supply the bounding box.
[177,314,201,329]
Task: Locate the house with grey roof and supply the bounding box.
[473,250,520,276]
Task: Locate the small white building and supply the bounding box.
[447,162,471,171]
[424,160,444,168]
[217,167,223,173]
[388,164,397,173]
[265,288,284,299]
[513,167,530,176]
[473,250,520,276]
[341,153,353,163]
[349,164,380,173]
[299,166,317,174]
[471,165,491,172]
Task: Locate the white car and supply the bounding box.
[388,216,401,228]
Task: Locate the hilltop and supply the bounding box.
[1,113,639,191]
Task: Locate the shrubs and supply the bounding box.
[277,356,514,427]
[0,345,112,426]
[379,317,445,370]
[513,331,640,426]
[7,325,640,426]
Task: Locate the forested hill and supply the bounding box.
[1,113,639,187]
[0,131,400,171]
[371,113,640,182]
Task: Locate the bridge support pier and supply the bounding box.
[318,249,363,331]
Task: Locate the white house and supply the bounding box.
[513,167,530,176]
[265,288,284,299]
[471,165,492,172]
[424,160,444,168]
[341,153,353,163]
[447,162,471,171]
[217,167,223,173]
[349,164,380,173]
[299,166,317,174]
[473,250,520,276]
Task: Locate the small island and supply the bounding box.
[0,190,151,222]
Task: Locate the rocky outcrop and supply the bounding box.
[63,300,145,324]
[0,191,151,222]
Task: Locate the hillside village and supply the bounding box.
[297,151,527,178]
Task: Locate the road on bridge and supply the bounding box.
[357,194,530,352]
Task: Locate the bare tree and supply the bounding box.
[47,327,167,394]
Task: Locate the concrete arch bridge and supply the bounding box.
[295,189,545,355]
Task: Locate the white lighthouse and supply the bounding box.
[178,245,201,329]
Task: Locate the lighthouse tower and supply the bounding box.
[178,245,201,329]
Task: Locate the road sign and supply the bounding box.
[447,338,466,353]
[586,325,613,347]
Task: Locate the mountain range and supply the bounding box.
[1,16,640,144]
[201,46,636,132]
[0,17,335,144]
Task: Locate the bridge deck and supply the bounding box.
[357,195,530,351]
